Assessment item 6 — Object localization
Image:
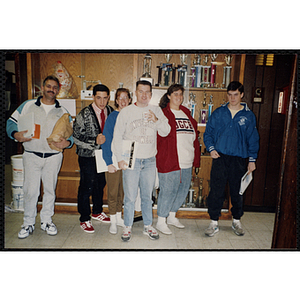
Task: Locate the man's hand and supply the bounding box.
[14,131,32,143]
[148,110,158,123]
[96,133,106,145]
[247,162,256,174]
[118,160,128,170]
[51,138,71,150]
[210,150,220,159]
[107,164,117,173]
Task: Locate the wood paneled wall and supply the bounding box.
[36,53,137,112]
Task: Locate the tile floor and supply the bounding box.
[4,210,275,250]
[4,164,275,250]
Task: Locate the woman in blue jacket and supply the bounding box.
[102,88,132,234]
[203,81,259,237]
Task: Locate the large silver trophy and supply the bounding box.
[177,54,188,87]
[140,53,154,85]
[194,54,202,88]
[162,54,175,86]
[223,55,233,88]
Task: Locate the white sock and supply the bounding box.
[116,211,122,220]
[211,220,218,225]
[157,216,166,225]
[168,212,176,220]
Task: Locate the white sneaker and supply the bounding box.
[18,225,35,239]
[41,222,57,236]
[143,225,159,240]
[121,226,132,242]
[167,216,185,229]
[232,220,245,236]
[205,221,219,237]
[156,217,172,235]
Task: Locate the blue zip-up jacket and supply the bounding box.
[102,110,119,166]
[6,96,74,152]
[203,102,259,162]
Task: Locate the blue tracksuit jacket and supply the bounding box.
[203,102,259,162]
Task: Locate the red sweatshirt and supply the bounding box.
[156,103,200,173]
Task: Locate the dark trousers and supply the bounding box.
[77,156,106,222]
[207,153,247,221]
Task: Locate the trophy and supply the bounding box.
[194,54,202,88]
[165,53,172,63]
[223,55,233,88]
[196,178,204,207]
[188,92,196,118]
[199,92,208,125]
[161,54,175,87]
[202,55,211,87]
[210,54,218,87]
[140,53,154,85]
[202,91,207,107]
[156,63,162,86]
[200,109,208,125]
[177,54,188,87]
[189,66,196,88]
[186,180,196,208]
[208,94,213,118]
[199,132,203,155]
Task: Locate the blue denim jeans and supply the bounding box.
[122,156,156,227]
[157,167,192,218]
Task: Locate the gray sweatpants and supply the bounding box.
[22,151,63,226]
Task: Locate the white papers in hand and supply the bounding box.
[95,149,119,173]
[95,140,138,173]
[18,112,35,138]
[239,171,253,195]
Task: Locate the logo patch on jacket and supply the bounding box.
[238,116,247,126]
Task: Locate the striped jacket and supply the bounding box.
[73,103,114,157]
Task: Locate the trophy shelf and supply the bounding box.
[153,86,227,92]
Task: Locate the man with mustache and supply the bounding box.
[6,75,74,239]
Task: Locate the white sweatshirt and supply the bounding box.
[112,103,170,160]
[171,108,195,169]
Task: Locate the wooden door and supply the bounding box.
[271,56,297,249]
[242,54,295,211]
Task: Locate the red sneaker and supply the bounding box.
[92,212,110,223]
[80,220,95,233]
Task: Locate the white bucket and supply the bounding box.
[11,155,24,185]
[11,183,24,211]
